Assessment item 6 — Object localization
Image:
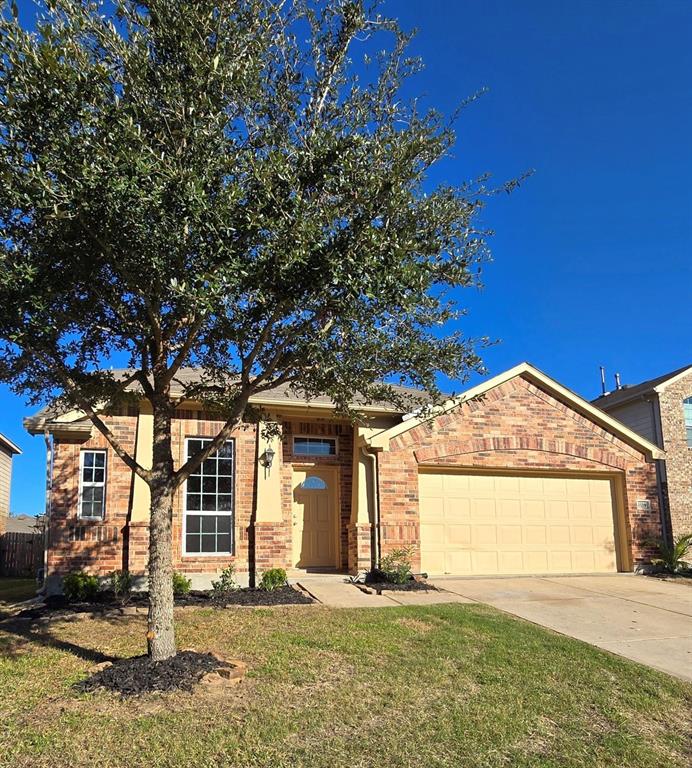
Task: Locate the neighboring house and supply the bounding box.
[593,364,692,539]
[25,363,665,592]
[0,432,22,535]
[4,514,44,534]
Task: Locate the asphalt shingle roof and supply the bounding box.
[592,364,692,409]
[24,368,433,433]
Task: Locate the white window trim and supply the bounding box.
[78,449,107,520]
[292,434,338,457]
[182,437,235,557]
[684,397,692,448]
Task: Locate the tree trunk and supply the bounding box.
[147,399,176,661]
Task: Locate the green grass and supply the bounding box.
[0,604,690,768]
[0,578,36,605]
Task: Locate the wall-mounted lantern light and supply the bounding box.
[261,446,276,477]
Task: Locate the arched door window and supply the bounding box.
[300,475,328,490]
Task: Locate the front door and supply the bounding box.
[292,468,337,568]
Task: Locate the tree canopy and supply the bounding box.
[0,0,506,458]
[0,0,522,660]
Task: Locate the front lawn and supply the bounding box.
[0,578,36,606]
[0,604,690,768]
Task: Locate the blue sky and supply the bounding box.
[2,0,691,514]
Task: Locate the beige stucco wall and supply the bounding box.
[0,446,12,534]
[255,421,282,523]
[130,402,153,522]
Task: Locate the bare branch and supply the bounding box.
[308,5,363,126]
[240,302,288,385]
[160,314,205,387]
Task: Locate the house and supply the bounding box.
[593,364,692,539]
[4,514,44,534]
[0,432,22,535]
[24,363,666,592]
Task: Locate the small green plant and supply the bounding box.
[651,533,692,574]
[259,568,287,591]
[172,571,192,596]
[62,571,100,602]
[211,565,238,597]
[109,569,132,602]
[378,547,414,584]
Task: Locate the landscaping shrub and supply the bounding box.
[109,569,132,602]
[172,571,192,596]
[62,571,100,602]
[211,565,238,597]
[378,547,414,584]
[259,568,287,591]
[651,533,692,574]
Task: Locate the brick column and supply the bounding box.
[126,521,150,577]
[253,521,291,575]
[348,522,372,574]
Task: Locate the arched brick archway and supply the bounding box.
[414,437,629,471]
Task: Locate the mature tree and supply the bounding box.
[0,0,512,660]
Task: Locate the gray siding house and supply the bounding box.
[593,365,692,539]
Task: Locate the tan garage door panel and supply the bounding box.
[419,472,618,575]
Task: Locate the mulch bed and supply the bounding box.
[11,585,314,622]
[75,651,230,697]
[363,575,438,593]
[207,585,316,605]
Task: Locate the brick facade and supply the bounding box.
[348,522,373,573]
[658,371,692,535]
[44,373,664,585]
[46,409,354,584]
[376,376,663,571]
[48,414,137,577]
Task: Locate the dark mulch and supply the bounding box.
[75,651,227,697]
[203,585,314,606]
[366,580,438,593]
[12,585,314,620]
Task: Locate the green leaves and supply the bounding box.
[0,0,501,420]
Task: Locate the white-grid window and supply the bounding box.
[79,450,106,519]
[183,438,234,555]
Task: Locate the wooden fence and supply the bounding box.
[0,532,43,577]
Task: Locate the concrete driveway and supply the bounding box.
[431,574,692,682]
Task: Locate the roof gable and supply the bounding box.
[367,362,664,460]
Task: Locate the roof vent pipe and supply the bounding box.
[614,372,622,390]
[600,366,607,396]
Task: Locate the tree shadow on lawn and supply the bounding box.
[0,615,122,664]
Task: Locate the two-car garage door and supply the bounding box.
[419,471,620,575]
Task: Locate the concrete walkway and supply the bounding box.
[296,574,473,608]
[432,574,692,682]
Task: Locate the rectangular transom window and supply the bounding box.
[293,436,337,456]
[184,438,234,555]
[79,450,106,519]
